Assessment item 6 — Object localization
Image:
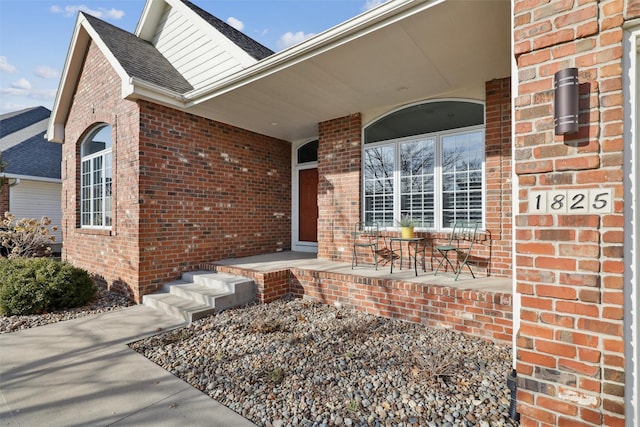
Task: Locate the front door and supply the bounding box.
[298,168,318,243]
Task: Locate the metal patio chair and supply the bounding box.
[434,221,478,280]
[352,221,380,270]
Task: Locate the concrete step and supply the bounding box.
[142,293,218,322]
[143,271,255,323]
[182,271,254,294]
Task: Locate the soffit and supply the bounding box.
[155,0,511,142]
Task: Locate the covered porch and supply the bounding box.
[203,251,513,344]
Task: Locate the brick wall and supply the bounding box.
[513,0,636,425]
[210,262,513,344]
[0,180,8,215]
[317,80,513,279]
[289,269,513,343]
[317,113,362,261]
[62,42,291,302]
[137,101,291,298]
[62,41,141,301]
[484,78,513,278]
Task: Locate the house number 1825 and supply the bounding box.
[528,188,613,214]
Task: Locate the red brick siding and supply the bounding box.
[290,269,512,343]
[137,101,291,298]
[513,0,628,425]
[0,180,8,215]
[317,79,513,279]
[629,0,640,18]
[62,41,141,301]
[209,263,513,344]
[317,113,362,262]
[484,78,513,278]
[62,42,291,302]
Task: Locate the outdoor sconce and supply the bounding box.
[554,67,579,135]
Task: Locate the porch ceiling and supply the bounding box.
[183,0,511,143]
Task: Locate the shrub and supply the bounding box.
[0,258,96,315]
[0,212,58,259]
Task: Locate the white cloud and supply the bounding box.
[0,101,35,115]
[50,4,125,20]
[0,88,24,96]
[35,66,59,79]
[364,0,388,11]
[29,88,58,101]
[227,17,244,31]
[0,56,17,73]
[277,31,316,50]
[0,86,56,101]
[11,79,32,90]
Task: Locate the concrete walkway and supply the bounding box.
[0,305,257,426]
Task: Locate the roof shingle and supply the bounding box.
[0,106,50,139]
[3,132,61,180]
[83,13,194,94]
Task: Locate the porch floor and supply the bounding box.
[212,251,512,294]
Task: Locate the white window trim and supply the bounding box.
[292,139,319,253]
[623,19,640,427]
[361,124,486,232]
[81,147,112,230]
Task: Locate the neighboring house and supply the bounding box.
[46,0,639,426]
[0,107,63,251]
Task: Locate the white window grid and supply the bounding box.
[81,149,112,228]
[362,126,485,231]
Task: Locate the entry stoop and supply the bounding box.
[142,271,255,322]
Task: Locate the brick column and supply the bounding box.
[485,77,513,278]
[513,1,631,425]
[317,114,362,262]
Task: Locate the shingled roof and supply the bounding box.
[0,106,50,139]
[3,133,62,180]
[1,107,61,180]
[83,13,194,94]
[180,0,274,60]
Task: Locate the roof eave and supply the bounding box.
[47,14,89,143]
[48,14,133,143]
[125,77,187,108]
[48,12,182,143]
[0,173,62,184]
[184,0,442,105]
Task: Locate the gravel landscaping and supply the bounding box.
[1,286,519,427]
[130,297,519,427]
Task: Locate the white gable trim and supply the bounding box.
[1,173,62,184]
[137,0,257,68]
[48,14,132,143]
[168,0,257,68]
[149,1,251,91]
[623,18,640,427]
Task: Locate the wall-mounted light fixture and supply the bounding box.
[554,67,579,135]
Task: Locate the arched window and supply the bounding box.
[297,139,318,164]
[362,100,484,230]
[80,124,112,228]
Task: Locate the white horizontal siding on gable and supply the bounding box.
[153,5,246,90]
[9,180,63,243]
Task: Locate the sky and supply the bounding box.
[0,0,387,115]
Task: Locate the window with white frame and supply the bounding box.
[80,124,112,228]
[363,101,484,230]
